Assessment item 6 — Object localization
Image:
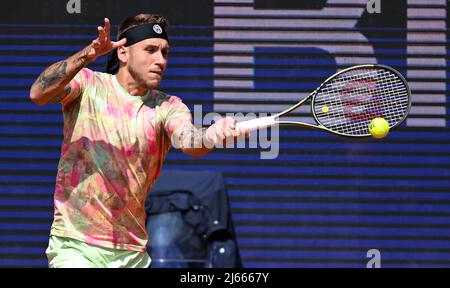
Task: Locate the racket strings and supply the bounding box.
[320,76,407,134]
[313,67,409,136]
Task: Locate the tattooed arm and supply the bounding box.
[30,18,127,106]
[170,116,247,158]
[30,52,87,106]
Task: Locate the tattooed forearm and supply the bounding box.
[179,125,205,149]
[175,124,213,150]
[75,46,93,67]
[36,60,68,91]
[30,44,93,105]
[48,84,72,104]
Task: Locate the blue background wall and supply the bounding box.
[0,0,449,267]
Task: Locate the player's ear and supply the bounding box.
[117,46,128,64]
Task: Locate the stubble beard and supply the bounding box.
[128,64,160,91]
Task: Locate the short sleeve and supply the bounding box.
[163,96,192,139]
[60,68,94,107]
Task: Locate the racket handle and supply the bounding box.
[236,116,276,131]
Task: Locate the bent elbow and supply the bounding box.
[29,88,47,106]
[189,153,203,159]
[181,147,211,158]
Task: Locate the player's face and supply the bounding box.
[126,38,169,90]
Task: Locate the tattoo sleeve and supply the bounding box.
[30,45,92,105]
[173,123,214,150]
[48,83,72,104]
[36,60,68,91]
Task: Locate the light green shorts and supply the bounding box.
[46,235,151,268]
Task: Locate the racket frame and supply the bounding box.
[237,64,411,138]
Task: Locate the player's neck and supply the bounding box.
[115,69,148,97]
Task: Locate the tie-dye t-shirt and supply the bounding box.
[50,68,192,252]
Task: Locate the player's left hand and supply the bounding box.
[85,18,127,63]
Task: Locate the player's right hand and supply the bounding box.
[85,18,127,63]
[206,116,250,148]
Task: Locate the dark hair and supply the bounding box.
[117,14,169,39]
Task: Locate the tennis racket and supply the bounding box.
[235,64,411,137]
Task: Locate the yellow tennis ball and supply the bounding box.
[322,106,329,113]
[369,118,390,139]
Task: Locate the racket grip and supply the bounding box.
[236,116,276,132]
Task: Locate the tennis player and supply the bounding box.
[29,14,245,268]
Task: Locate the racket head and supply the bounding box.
[311,64,411,137]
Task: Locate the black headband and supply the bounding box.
[119,23,169,46]
[106,23,169,74]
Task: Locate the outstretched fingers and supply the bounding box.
[91,38,101,49]
[97,26,106,44]
[104,18,111,43]
[112,38,127,49]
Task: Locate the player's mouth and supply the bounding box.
[150,70,163,76]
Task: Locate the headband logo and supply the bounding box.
[153,24,163,34]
